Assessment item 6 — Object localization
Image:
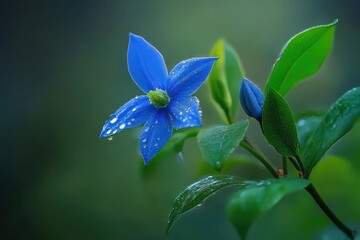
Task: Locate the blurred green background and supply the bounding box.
[1,0,360,239]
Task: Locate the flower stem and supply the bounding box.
[305,183,356,239]
[240,137,279,178]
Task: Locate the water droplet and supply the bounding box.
[177,152,184,162]
[142,138,147,143]
[198,110,202,116]
[107,136,113,141]
[154,120,158,124]
[143,144,147,149]
[132,107,137,112]
[179,111,183,116]
[157,137,160,141]
[113,130,117,134]
[154,143,158,147]
[297,119,305,127]
[106,130,111,134]
[119,123,126,129]
[110,117,118,124]
[144,126,149,132]
[182,118,188,122]
[131,118,135,122]
[127,122,131,125]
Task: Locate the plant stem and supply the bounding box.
[290,155,355,238]
[295,154,306,177]
[282,156,288,176]
[306,183,356,239]
[240,137,279,178]
[288,157,301,173]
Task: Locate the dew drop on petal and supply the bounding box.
[179,111,183,116]
[119,123,126,129]
[106,130,111,135]
[127,122,131,125]
[144,126,149,132]
[107,136,113,141]
[132,107,137,112]
[142,138,147,143]
[113,130,117,134]
[110,117,118,124]
[154,143,158,147]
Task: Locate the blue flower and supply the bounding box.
[239,78,264,122]
[100,33,217,164]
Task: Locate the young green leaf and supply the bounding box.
[262,88,300,157]
[266,20,337,96]
[167,175,258,233]
[197,120,249,171]
[208,39,245,123]
[303,87,360,174]
[226,178,310,239]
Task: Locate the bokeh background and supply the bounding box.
[1,0,360,239]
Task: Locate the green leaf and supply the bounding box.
[197,120,249,171]
[226,178,310,239]
[208,39,245,123]
[196,154,264,177]
[167,175,256,233]
[296,114,322,153]
[266,20,337,96]
[303,87,360,174]
[262,88,300,157]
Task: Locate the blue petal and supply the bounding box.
[167,57,218,97]
[167,96,202,129]
[140,109,173,164]
[127,33,168,93]
[99,95,154,138]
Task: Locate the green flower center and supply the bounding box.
[147,88,170,108]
